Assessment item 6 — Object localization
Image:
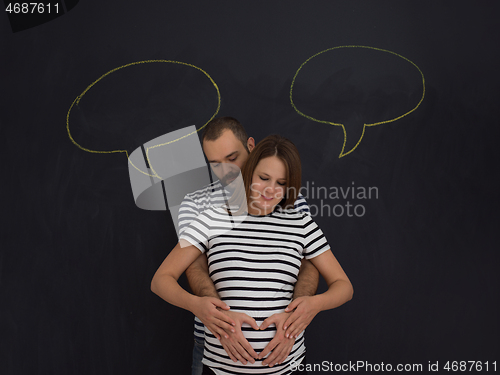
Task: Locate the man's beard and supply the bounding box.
[220,172,240,187]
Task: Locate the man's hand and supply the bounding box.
[258,312,296,367]
[283,296,321,339]
[190,297,236,340]
[218,310,259,364]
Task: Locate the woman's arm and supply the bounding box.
[151,240,236,339]
[282,250,353,338]
[307,250,353,310]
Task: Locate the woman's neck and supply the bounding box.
[247,204,276,216]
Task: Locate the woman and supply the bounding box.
[151,135,353,374]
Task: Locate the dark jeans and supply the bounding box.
[191,337,204,375]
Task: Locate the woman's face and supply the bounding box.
[249,156,287,215]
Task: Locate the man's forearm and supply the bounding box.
[185,253,220,298]
[293,259,320,299]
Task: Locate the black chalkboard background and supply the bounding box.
[1,1,498,374]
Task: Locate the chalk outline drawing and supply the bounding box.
[66,60,221,178]
[290,45,425,157]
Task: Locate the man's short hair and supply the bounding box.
[202,117,249,152]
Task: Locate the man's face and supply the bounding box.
[203,129,254,186]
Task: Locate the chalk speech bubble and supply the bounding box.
[66,60,221,178]
[290,46,425,157]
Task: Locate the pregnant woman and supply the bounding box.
[151,135,353,374]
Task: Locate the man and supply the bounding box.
[177,117,319,375]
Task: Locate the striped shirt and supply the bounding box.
[180,206,330,375]
[178,180,310,340]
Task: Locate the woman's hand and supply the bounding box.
[258,312,296,367]
[217,310,259,364]
[283,296,321,339]
[190,297,236,340]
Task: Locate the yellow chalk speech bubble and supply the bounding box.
[290,45,425,157]
[66,60,221,178]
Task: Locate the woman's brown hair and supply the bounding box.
[241,134,302,210]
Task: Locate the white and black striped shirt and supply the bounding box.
[178,180,310,341]
[180,206,330,375]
